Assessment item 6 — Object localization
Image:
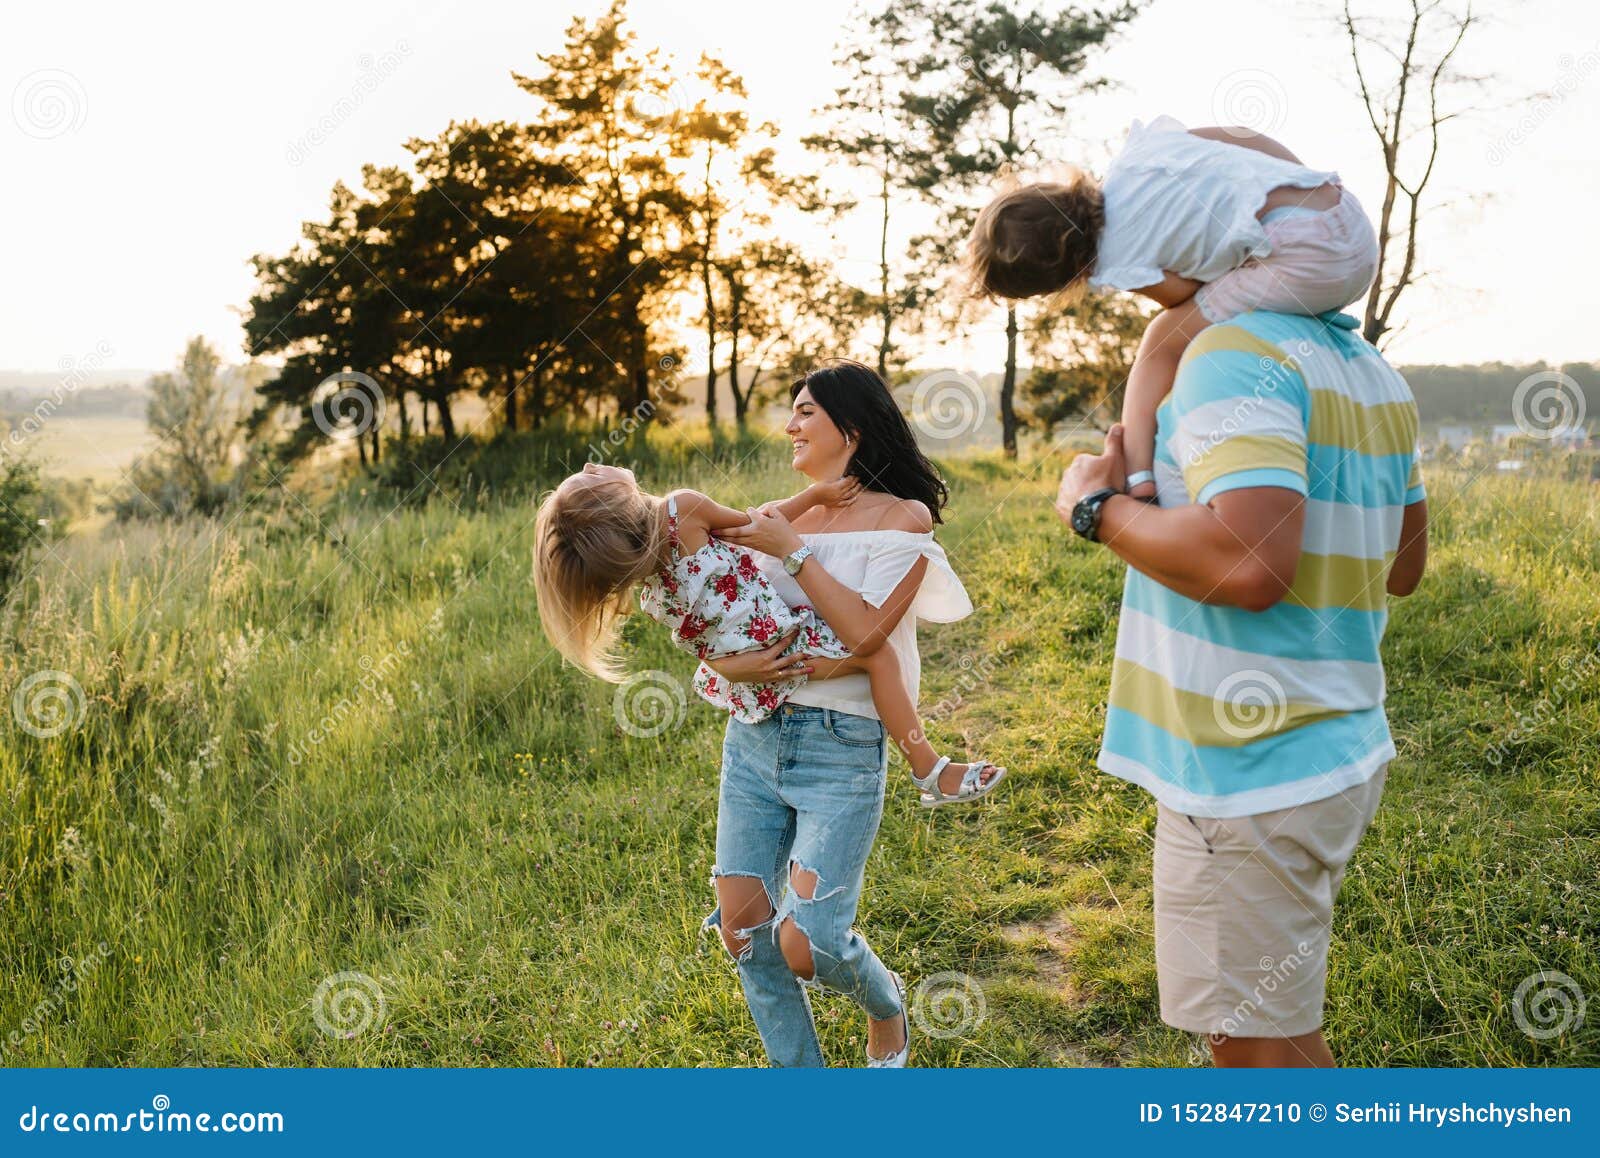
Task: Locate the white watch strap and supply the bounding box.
[1125,470,1156,489]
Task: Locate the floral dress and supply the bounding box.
[637,496,849,723]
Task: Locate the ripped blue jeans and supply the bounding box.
[703,704,904,1067]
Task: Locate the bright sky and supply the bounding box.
[6,0,1596,377]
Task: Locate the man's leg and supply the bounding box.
[1210,1030,1335,1068]
[1152,767,1389,1065]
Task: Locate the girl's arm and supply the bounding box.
[770,475,860,521]
[669,489,765,534]
[673,479,860,534]
[1133,270,1203,309]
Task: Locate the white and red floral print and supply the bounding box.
[638,497,849,723]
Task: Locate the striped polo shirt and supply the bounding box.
[1098,310,1424,818]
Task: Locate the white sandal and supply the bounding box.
[867,971,910,1068]
[913,756,1007,808]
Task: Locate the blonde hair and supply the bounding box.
[964,168,1104,308]
[532,471,666,681]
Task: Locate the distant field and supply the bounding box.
[20,414,154,485]
[0,428,1595,1066]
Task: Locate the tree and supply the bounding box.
[716,239,867,426]
[513,0,689,414]
[403,120,591,434]
[1021,292,1153,438]
[243,123,597,456]
[243,173,408,464]
[902,0,1137,456]
[804,3,929,380]
[0,453,45,597]
[1341,0,1484,347]
[115,337,242,518]
[675,53,760,426]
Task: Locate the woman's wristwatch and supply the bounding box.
[783,544,814,575]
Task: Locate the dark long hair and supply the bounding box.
[791,360,950,524]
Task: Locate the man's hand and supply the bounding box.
[1055,424,1129,530]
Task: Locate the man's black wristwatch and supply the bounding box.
[1070,487,1121,543]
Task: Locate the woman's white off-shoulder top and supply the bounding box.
[754,529,971,722]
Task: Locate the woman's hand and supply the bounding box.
[719,505,805,558]
[704,629,814,682]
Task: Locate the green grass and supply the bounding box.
[1,425,1596,1066]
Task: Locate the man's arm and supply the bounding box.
[1387,499,1428,596]
[1056,427,1305,612]
[1096,487,1305,611]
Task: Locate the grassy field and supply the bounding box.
[1,425,1596,1066]
[24,413,155,486]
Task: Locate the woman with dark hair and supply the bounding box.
[702,359,1004,1067]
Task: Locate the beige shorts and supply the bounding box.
[1152,766,1388,1038]
[1194,186,1379,324]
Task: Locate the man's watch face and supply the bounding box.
[1073,500,1096,536]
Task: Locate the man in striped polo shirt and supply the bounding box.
[1056,309,1428,1066]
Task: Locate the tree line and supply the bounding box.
[241,0,1141,464]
